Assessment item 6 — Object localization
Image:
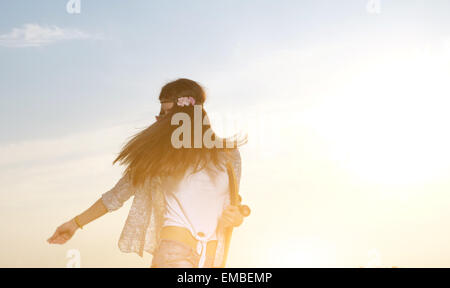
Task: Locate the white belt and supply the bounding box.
[196,239,208,268]
[194,232,214,268]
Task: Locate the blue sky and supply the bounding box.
[2,0,450,143]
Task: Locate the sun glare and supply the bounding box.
[302,49,450,189]
[266,236,338,268]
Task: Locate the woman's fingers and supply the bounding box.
[48,234,63,244]
[224,206,238,215]
[48,236,59,244]
[219,215,233,227]
[48,228,70,244]
[54,238,65,244]
[224,215,234,223]
[221,214,238,227]
[222,213,235,224]
[53,234,69,244]
[225,205,239,212]
[220,205,245,228]
[224,207,239,216]
[47,230,59,243]
[223,209,240,219]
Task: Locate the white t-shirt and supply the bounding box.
[162,165,229,268]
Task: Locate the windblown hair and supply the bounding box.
[113,78,246,187]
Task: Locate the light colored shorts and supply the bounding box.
[151,239,215,268]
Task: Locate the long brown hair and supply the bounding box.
[113,78,246,187]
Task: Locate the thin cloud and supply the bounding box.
[0,23,93,47]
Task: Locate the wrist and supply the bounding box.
[72,216,83,230]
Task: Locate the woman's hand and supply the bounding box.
[47,219,79,245]
[219,205,244,228]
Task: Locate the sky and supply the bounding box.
[1,0,450,267]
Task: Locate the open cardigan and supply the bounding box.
[101,149,241,268]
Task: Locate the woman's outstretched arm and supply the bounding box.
[47,174,135,245]
[47,198,108,244]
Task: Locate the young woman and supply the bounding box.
[47,78,247,268]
